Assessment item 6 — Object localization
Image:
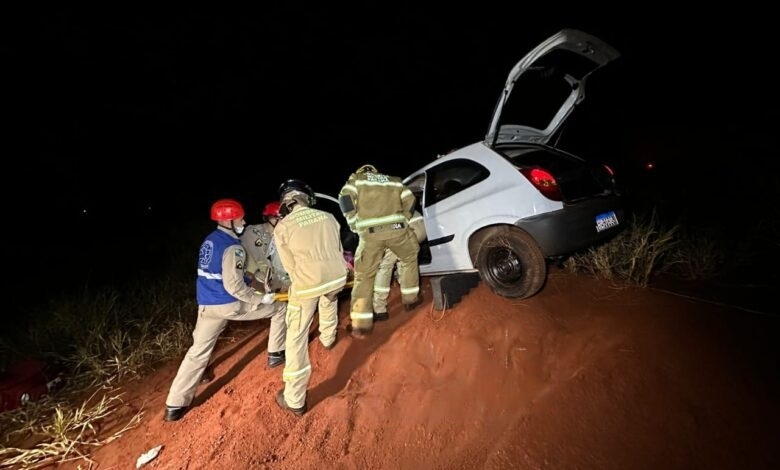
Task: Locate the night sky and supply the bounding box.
[0,4,778,324]
[4,5,778,227]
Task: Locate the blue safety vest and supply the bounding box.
[196,229,239,305]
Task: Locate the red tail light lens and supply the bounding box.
[602,164,615,176]
[520,167,561,201]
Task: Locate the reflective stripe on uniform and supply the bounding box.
[197,269,223,280]
[355,179,405,189]
[355,213,407,230]
[350,311,374,320]
[373,284,391,293]
[401,286,420,296]
[294,275,348,297]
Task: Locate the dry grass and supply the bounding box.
[0,386,142,469]
[565,209,725,286]
[0,275,195,468]
[0,260,257,468]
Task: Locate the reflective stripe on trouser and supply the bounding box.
[351,229,420,329]
[166,301,287,407]
[372,248,399,314]
[282,296,317,409]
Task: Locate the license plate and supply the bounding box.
[595,211,619,232]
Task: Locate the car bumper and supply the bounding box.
[515,196,626,257]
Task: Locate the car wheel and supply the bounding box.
[472,226,546,299]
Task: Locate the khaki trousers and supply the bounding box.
[282,289,340,409]
[166,300,286,407]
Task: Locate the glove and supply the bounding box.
[260,292,276,305]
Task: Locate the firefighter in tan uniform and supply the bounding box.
[373,210,426,321]
[339,164,421,335]
[272,179,349,416]
[164,199,287,422]
[240,201,291,292]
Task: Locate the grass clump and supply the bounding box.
[564,208,726,286]
[0,274,196,468]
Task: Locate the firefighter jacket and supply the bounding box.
[338,170,416,238]
[272,205,349,299]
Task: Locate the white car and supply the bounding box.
[402,29,626,299]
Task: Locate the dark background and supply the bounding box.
[2,5,778,312]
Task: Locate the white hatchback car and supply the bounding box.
[403,29,626,299]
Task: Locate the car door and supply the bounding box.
[407,158,492,275]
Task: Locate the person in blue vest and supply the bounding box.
[163,198,287,422]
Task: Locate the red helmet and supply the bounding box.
[210,199,245,221]
[262,201,281,217]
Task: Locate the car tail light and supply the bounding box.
[520,167,562,201]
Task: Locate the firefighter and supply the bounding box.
[164,198,287,422]
[272,179,349,416]
[338,164,421,336]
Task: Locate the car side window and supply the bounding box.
[427,159,489,206]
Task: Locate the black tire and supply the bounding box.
[472,226,547,299]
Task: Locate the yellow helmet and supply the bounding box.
[356,164,377,174]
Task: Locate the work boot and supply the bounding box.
[373,311,389,322]
[403,296,423,311]
[164,405,188,422]
[275,389,306,417]
[268,350,285,368]
[347,324,373,338]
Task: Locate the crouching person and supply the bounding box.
[163,198,287,422]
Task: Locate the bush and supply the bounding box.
[564,208,726,286]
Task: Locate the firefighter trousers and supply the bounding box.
[282,289,340,409]
[351,228,419,330]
